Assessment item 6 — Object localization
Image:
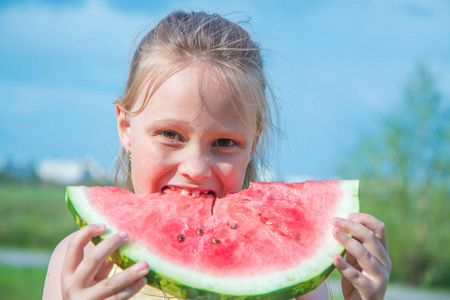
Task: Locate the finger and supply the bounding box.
[343,251,361,271]
[94,258,115,281]
[333,217,391,269]
[333,254,372,294]
[104,277,148,300]
[332,227,385,277]
[62,224,106,278]
[75,231,129,284]
[349,213,389,252]
[91,261,149,299]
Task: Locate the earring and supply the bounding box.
[129,154,132,162]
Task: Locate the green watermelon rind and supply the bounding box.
[66,180,359,299]
[66,195,334,299]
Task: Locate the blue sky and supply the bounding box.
[1,0,449,181]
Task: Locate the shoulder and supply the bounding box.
[42,232,95,299]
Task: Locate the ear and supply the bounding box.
[116,105,132,154]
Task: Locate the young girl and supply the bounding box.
[43,11,391,300]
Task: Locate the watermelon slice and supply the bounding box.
[66,180,359,299]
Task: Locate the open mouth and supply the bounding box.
[161,186,218,215]
[161,186,217,199]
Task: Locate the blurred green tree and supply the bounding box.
[341,64,450,287]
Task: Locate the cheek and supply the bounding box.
[131,148,175,194]
[219,154,252,190]
[130,156,154,194]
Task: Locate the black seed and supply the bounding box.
[197,229,204,235]
[178,233,185,242]
[212,238,220,244]
[231,223,238,229]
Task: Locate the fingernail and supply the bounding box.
[333,227,343,236]
[134,261,149,270]
[333,217,343,225]
[333,254,344,266]
[134,261,149,275]
[348,213,357,219]
[96,224,105,231]
[119,231,129,241]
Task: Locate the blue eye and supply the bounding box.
[215,139,235,147]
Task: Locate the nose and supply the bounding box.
[178,147,212,182]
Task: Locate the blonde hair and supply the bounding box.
[114,11,277,191]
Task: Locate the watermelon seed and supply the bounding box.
[231,223,238,229]
[178,233,185,242]
[197,229,204,235]
[212,238,220,244]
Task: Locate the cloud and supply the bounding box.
[1,0,450,178]
[1,0,148,55]
[0,1,140,164]
[0,0,153,89]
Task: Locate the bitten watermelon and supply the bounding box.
[66,180,359,299]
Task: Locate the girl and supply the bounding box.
[43,11,391,300]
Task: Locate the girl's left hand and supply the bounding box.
[332,213,391,300]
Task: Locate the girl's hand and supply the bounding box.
[332,213,391,300]
[61,224,149,300]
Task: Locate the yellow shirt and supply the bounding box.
[109,264,180,299]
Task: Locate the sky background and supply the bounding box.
[1,0,449,182]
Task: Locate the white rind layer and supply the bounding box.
[67,180,359,296]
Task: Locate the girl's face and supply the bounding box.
[117,66,256,198]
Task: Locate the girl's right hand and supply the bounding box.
[61,224,149,300]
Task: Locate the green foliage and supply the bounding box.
[0,266,47,300]
[0,182,78,250]
[340,65,450,288]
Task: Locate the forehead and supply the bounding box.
[135,65,253,131]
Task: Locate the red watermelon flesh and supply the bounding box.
[66,180,359,299]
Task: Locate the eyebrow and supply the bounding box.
[149,119,195,132]
[150,118,251,141]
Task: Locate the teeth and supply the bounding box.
[173,187,211,198]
